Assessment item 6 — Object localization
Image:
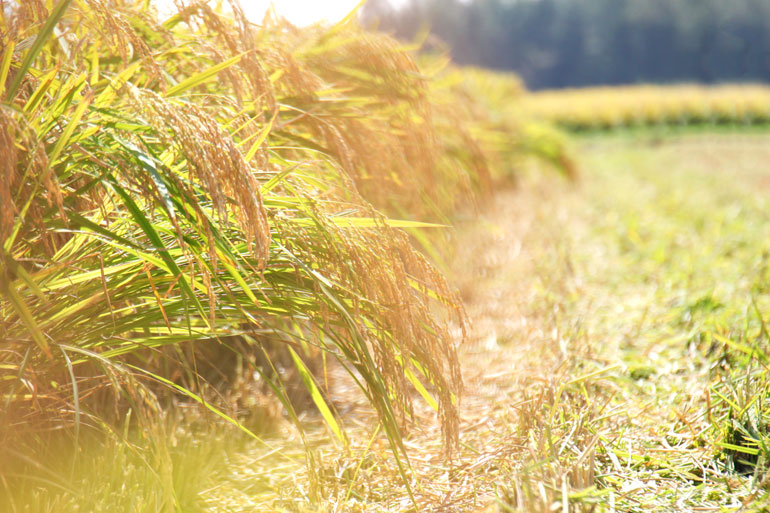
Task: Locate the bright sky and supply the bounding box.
[243,0,406,26]
[245,1,360,26]
[154,0,408,27]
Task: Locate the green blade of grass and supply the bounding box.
[48,91,93,163]
[0,40,16,99]
[242,111,277,162]
[0,270,52,359]
[164,52,246,97]
[127,364,282,451]
[288,346,346,444]
[288,217,447,229]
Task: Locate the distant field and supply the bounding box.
[524,85,770,131]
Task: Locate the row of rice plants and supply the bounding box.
[0,0,567,507]
[524,84,770,131]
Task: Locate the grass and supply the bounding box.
[582,134,770,511]
[488,133,770,512]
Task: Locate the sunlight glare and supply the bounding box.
[244,0,363,26]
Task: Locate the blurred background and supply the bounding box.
[361,0,770,90]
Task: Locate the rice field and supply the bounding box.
[243,133,770,512]
[524,85,770,131]
[4,1,770,512]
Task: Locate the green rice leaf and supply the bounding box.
[0,272,51,359]
[288,346,346,444]
[165,52,246,97]
[288,217,447,229]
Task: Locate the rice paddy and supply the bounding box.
[525,85,770,131]
[3,1,770,512]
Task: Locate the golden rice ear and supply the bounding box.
[0,110,17,243]
[126,88,271,264]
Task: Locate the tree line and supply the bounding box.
[362,0,770,89]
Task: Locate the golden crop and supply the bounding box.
[524,84,770,130]
[0,2,570,507]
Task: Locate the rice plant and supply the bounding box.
[0,0,478,503]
